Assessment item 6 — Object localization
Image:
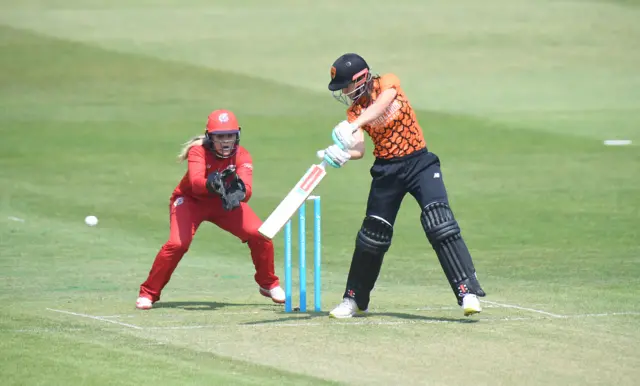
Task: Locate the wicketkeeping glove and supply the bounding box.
[206,171,226,196]
[221,175,246,211]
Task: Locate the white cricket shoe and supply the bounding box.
[136,296,153,310]
[259,286,286,304]
[329,298,368,319]
[462,294,482,316]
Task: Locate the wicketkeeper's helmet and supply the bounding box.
[204,109,241,158]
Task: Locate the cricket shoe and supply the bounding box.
[462,294,482,316]
[329,298,368,319]
[136,296,153,310]
[259,286,286,304]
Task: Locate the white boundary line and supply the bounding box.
[482,300,564,318]
[47,308,143,330]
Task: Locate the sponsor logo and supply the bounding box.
[298,165,324,193]
[370,100,402,128]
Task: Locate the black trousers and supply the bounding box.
[343,148,485,310]
[366,148,448,225]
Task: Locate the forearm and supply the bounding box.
[352,104,387,128]
[348,142,365,160]
[236,155,253,202]
[187,155,210,196]
[352,89,397,128]
[191,178,209,196]
[238,177,252,202]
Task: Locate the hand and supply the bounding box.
[221,176,246,211]
[320,144,351,168]
[206,171,225,196]
[332,120,357,150]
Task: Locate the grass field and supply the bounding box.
[1,1,639,385]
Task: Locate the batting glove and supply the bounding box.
[321,144,351,168]
[332,120,357,150]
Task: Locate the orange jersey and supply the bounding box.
[347,73,426,159]
[172,145,253,203]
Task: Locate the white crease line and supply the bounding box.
[571,312,640,318]
[150,317,516,329]
[482,300,564,318]
[10,328,85,333]
[99,311,261,319]
[47,308,143,330]
[8,216,25,222]
[245,317,514,327]
[105,311,640,331]
[147,325,217,330]
[239,311,640,327]
[414,304,502,311]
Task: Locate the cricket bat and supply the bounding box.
[258,159,327,240]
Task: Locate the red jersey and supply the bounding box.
[172,145,253,203]
[347,73,426,159]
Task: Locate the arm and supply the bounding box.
[187,146,210,196]
[351,88,397,128]
[334,87,396,160]
[234,150,253,202]
[348,128,366,160]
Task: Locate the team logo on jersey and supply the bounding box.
[330,66,336,79]
[218,113,229,123]
[173,197,184,207]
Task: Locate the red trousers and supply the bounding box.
[139,196,279,302]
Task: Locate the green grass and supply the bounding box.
[1,1,640,385]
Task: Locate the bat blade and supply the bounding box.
[258,163,327,240]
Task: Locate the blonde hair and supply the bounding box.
[177,135,205,162]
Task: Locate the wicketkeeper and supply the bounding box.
[136,109,285,309]
[319,53,486,318]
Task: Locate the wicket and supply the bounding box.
[284,195,321,312]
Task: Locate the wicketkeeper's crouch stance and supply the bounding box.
[319,53,486,318]
[136,109,285,310]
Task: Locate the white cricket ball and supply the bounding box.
[85,215,98,227]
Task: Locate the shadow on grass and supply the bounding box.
[242,311,477,325]
[241,311,327,325]
[376,312,478,324]
[154,301,266,311]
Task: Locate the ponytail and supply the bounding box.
[177,135,205,162]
